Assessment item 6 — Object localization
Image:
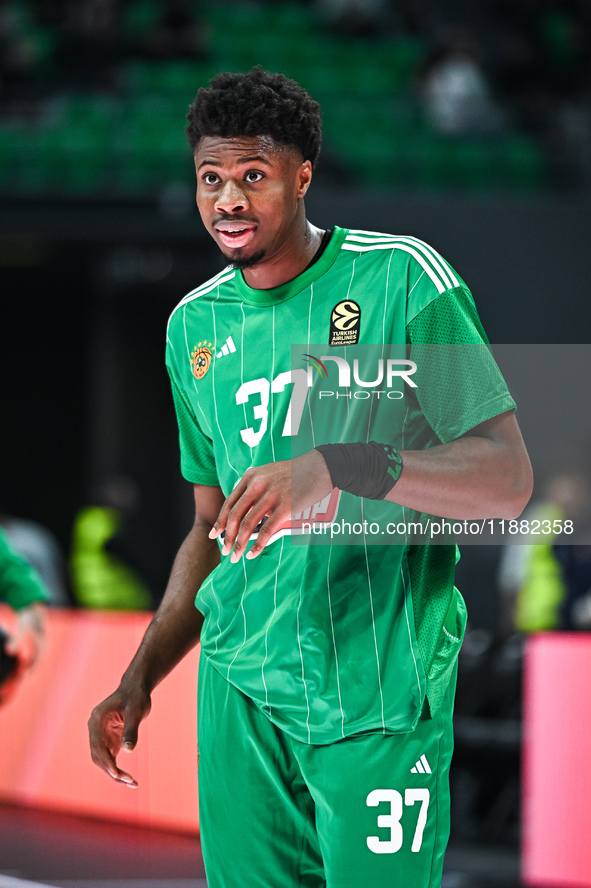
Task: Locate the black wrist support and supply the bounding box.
[315,441,404,500]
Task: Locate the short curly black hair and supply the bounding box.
[186,66,322,166]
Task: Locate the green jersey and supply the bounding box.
[166,227,515,744]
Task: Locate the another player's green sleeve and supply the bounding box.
[0,530,50,610]
[406,286,517,443]
[168,372,219,486]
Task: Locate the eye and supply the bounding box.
[244,170,264,183]
[202,172,219,185]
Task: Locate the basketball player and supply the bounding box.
[89,68,532,888]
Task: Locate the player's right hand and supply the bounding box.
[88,686,151,788]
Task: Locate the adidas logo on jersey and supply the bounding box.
[411,754,432,774]
[216,336,237,358]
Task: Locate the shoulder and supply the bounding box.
[166,265,238,341]
[341,229,462,296]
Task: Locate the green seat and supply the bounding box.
[406,136,452,191]
[124,0,161,38]
[55,127,109,193]
[0,128,29,189]
[268,4,317,33]
[451,140,495,192]
[500,136,546,191]
[120,60,211,95]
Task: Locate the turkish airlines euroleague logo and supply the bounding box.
[329,300,361,346]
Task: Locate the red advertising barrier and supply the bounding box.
[0,606,200,833]
[523,633,591,887]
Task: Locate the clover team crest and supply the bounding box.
[191,341,213,379]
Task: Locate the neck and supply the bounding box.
[241,209,324,290]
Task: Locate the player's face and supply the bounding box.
[195,135,312,269]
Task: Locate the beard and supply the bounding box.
[226,248,267,270]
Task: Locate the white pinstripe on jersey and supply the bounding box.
[296,568,312,743]
[226,559,249,682]
[166,267,236,340]
[305,284,316,448]
[270,304,277,463]
[360,517,386,732]
[181,304,214,439]
[326,544,346,739]
[211,292,240,480]
[239,302,253,459]
[261,535,285,715]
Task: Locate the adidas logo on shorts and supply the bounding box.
[411,754,432,774]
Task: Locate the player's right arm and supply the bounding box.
[88,482,223,787]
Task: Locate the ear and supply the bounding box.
[296,160,313,199]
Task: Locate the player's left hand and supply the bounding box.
[209,450,332,562]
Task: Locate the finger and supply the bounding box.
[230,499,276,563]
[111,767,138,788]
[209,478,249,540]
[89,737,122,780]
[98,749,138,788]
[245,510,289,560]
[121,712,142,751]
[222,488,265,556]
[89,724,138,788]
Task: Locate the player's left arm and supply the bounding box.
[210,408,531,562]
[383,408,532,518]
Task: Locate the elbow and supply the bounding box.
[497,458,534,519]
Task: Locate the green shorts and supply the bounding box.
[197,655,456,888]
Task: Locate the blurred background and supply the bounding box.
[1,0,591,886]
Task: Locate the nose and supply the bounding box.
[215,179,249,215]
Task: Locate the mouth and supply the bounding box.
[215,222,257,250]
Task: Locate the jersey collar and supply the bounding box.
[233,226,347,306]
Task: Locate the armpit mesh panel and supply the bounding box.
[406,287,489,345]
[406,288,515,444]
